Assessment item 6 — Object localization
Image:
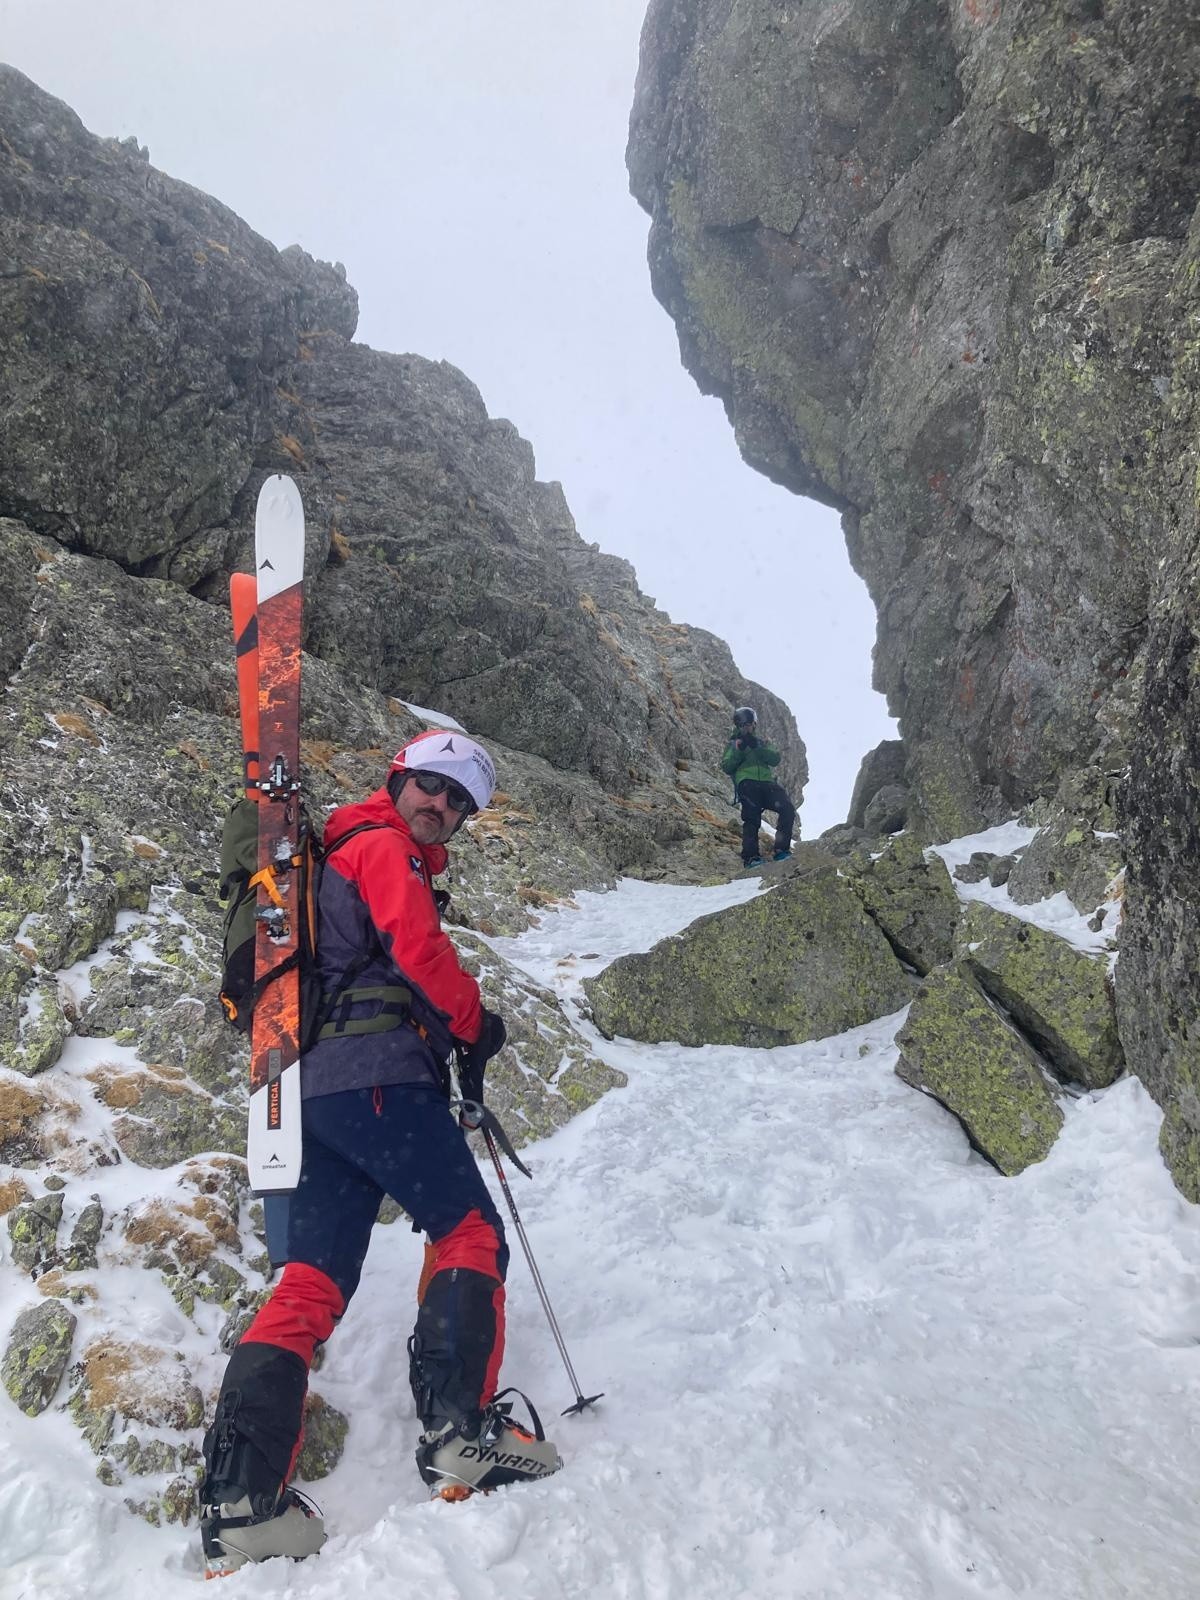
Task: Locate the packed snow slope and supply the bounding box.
[5,870,1200,1599]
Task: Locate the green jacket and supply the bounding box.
[721,732,781,785]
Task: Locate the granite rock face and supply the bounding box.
[629,0,1197,829]
[0,64,804,839]
[0,66,355,575]
[1117,224,1200,1196]
[628,1,1200,1195]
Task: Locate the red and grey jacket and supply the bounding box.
[300,786,483,1100]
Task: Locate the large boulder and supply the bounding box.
[7,1193,63,1277]
[895,965,1063,1175]
[845,832,959,975]
[585,853,913,1047]
[957,902,1123,1090]
[0,960,71,1077]
[63,1200,104,1273]
[862,784,910,838]
[847,740,907,830]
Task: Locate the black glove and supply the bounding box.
[458,1007,507,1109]
[741,733,758,749]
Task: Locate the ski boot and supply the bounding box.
[416,1389,562,1502]
[199,1396,326,1577]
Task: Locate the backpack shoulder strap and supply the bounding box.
[318,820,387,862]
[314,820,387,982]
[310,822,415,1045]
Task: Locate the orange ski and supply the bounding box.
[246,474,306,1193]
[229,571,260,799]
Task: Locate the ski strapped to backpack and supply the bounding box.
[224,475,423,1195]
[222,476,514,1199]
[218,809,417,1049]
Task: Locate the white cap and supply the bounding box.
[390,730,496,812]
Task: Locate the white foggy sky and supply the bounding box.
[0,0,896,833]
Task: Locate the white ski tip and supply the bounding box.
[255,475,305,601]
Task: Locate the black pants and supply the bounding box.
[738,779,795,864]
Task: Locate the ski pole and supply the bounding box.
[448,1056,602,1416]
[479,1120,603,1418]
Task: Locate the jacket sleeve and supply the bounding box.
[762,742,782,768]
[720,739,743,776]
[351,836,483,1043]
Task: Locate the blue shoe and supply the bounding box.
[744,856,763,869]
[773,849,792,862]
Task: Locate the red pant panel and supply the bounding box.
[241,1261,346,1365]
[481,1280,506,1406]
[429,1205,504,1277]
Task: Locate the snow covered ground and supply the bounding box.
[929,823,1123,956]
[5,867,1200,1599]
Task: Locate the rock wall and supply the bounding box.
[629,0,1197,832]
[627,2,1200,1196]
[0,64,806,829]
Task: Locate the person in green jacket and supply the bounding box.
[720,706,796,869]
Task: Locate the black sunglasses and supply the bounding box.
[410,770,475,813]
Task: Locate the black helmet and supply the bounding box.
[733,706,757,727]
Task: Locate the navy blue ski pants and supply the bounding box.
[213,1084,509,1483]
[285,1082,508,1300]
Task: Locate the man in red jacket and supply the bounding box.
[199,731,560,1576]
